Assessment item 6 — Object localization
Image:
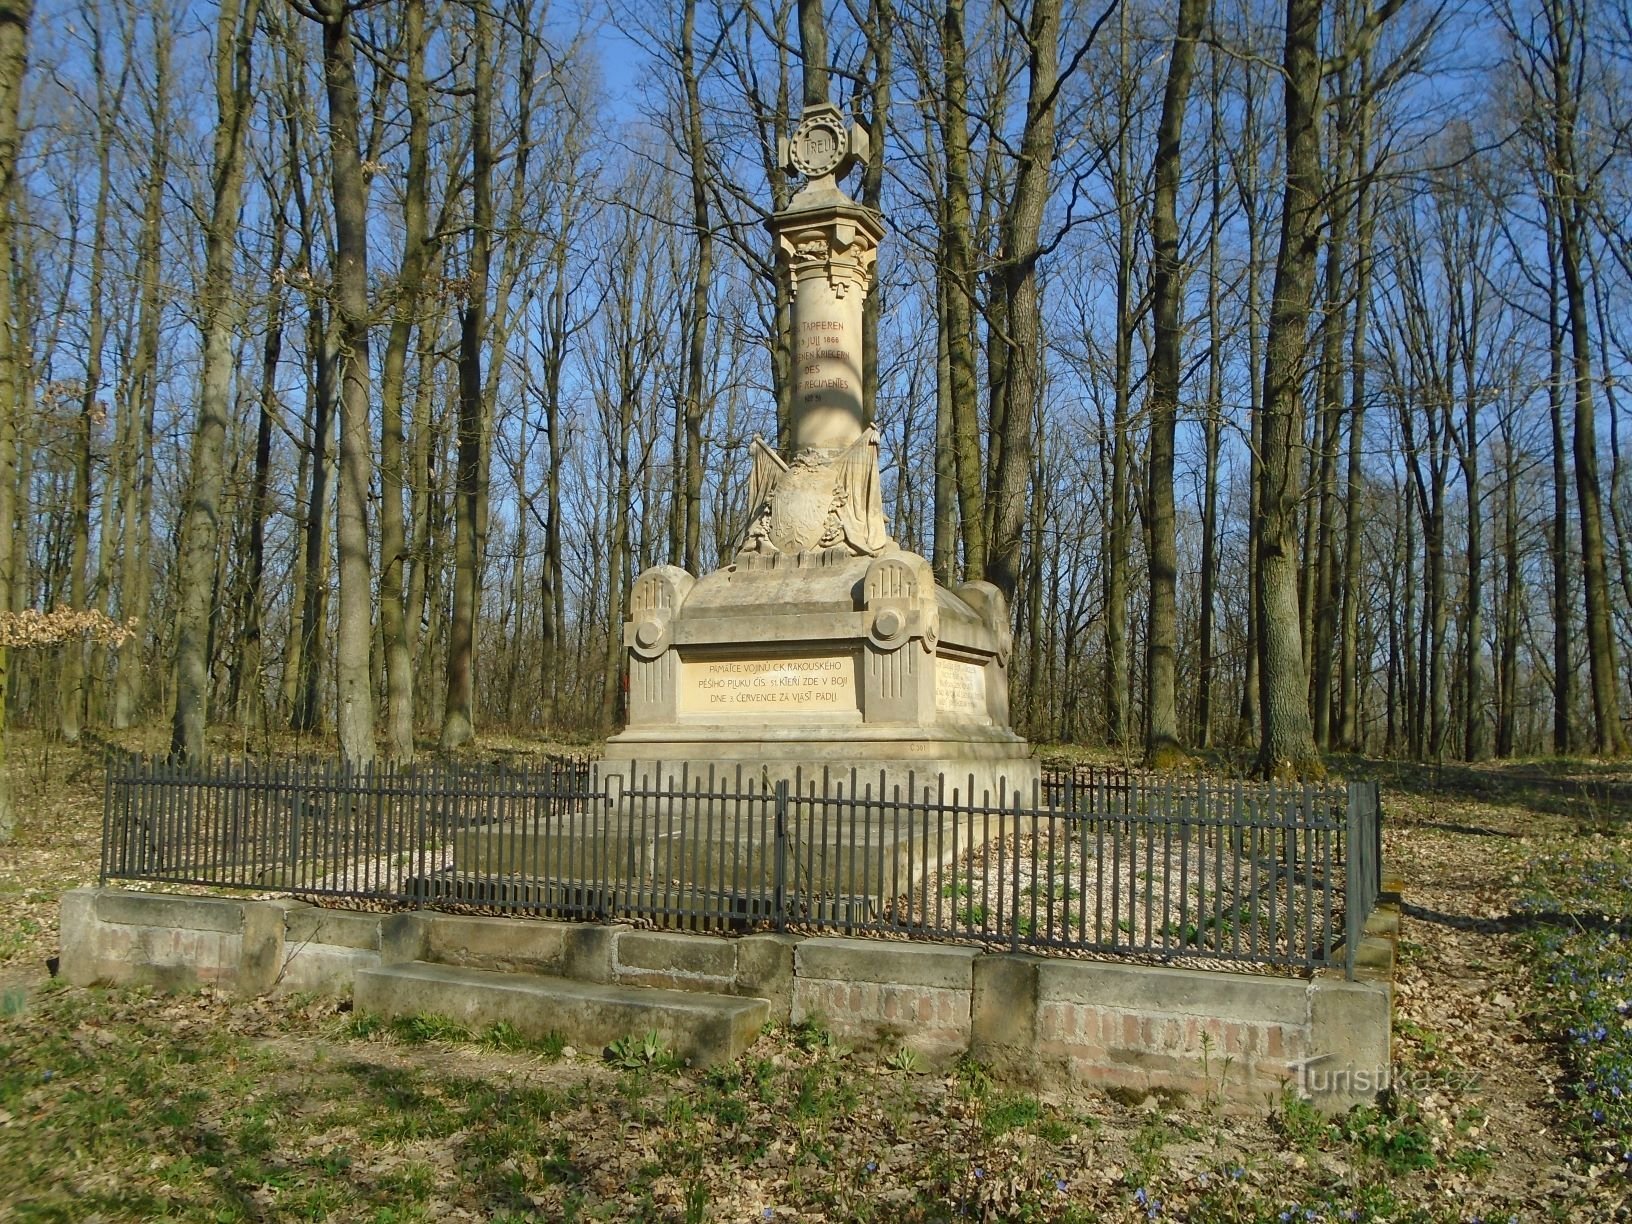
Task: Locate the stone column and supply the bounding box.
[769,104,885,454]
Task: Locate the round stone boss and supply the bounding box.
[789,113,847,178]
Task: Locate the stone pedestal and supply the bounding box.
[604,548,1038,807]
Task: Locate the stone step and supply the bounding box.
[353,961,768,1067]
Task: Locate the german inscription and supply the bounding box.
[935,657,989,721]
[798,319,851,404]
[679,655,859,718]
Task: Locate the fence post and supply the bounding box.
[773,780,789,931]
[1371,781,1383,895]
[99,756,114,884]
[1345,783,1361,980]
[1010,791,1022,952]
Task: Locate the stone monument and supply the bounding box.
[601,96,1037,810]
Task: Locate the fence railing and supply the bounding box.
[101,755,1383,977]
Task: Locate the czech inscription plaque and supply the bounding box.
[679,655,859,718]
[935,657,989,722]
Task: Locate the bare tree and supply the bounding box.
[442,0,495,752]
[170,0,264,763]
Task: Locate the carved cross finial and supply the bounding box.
[785,0,866,190]
[781,103,868,188]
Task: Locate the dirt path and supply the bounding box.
[1379,762,1624,1217]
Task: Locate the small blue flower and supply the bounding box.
[864,1161,877,1174]
[1055,1178,1068,1193]
[1135,1187,1149,1206]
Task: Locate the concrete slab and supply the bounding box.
[796,935,977,989]
[353,961,768,1067]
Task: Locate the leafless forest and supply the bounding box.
[0,0,1628,793]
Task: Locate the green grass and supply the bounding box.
[0,980,1516,1223]
[388,1012,472,1044]
[983,1092,1042,1136]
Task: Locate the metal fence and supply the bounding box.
[101,754,1384,977]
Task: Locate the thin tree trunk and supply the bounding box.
[932,261,957,583]
[170,0,263,763]
[1497,413,1521,757]
[681,0,712,575]
[1551,2,1629,753]
[859,0,891,424]
[1197,29,1223,751]
[441,0,494,752]
[1336,84,1373,751]
[61,17,123,743]
[1145,0,1205,764]
[1310,119,1349,751]
[316,0,377,765]
[294,311,337,734]
[1105,9,1134,748]
[376,0,434,762]
[1546,215,1573,754]
[235,199,287,732]
[942,0,985,580]
[0,0,30,841]
[984,0,1061,604]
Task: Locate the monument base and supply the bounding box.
[601,725,1041,808]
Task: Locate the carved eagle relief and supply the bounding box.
[737,427,894,560]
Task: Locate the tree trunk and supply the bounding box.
[932,261,957,584]
[1197,32,1223,751]
[1310,134,1348,751]
[1105,10,1134,748]
[1497,411,1521,757]
[1255,0,1323,778]
[678,0,712,575]
[0,0,29,841]
[376,0,434,763]
[235,200,287,732]
[112,11,167,729]
[293,311,336,735]
[859,0,891,425]
[170,0,262,763]
[1336,83,1374,751]
[1546,219,1573,754]
[441,0,494,752]
[984,0,1061,605]
[316,0,378,765]
[941,0,985,581]
[61,18,123,744]
[1144,0,1205,765]
[1550,1,1629,753]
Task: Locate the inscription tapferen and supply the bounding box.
[678,655,859,718]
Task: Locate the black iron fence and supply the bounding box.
[101,755,1384,977]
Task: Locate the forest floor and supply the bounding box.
[3,729,1631,1222]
